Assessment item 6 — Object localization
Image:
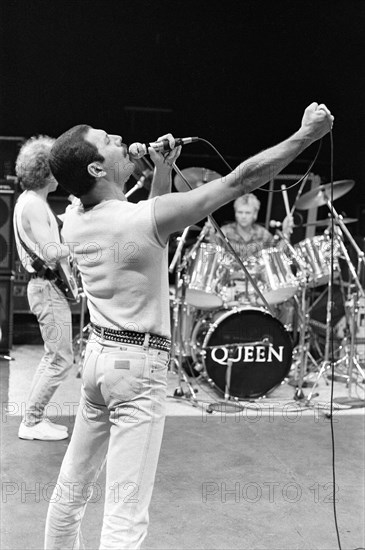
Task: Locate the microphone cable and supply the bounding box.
[197,137,323,194]
[327,126,342,550]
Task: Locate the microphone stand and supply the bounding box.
[125,177,146,198]
[168,227,191,274]
[172,163,275,316]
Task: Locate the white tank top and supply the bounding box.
[13,191,61,273]
[62,198,171,338]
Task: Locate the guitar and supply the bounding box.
[55,256,80,302]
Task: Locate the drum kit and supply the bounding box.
[169,169,365,408]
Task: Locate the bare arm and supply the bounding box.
[155,102,334,242]
[22,201,70,267]
[148,165,173,198]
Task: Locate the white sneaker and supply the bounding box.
[43,419,68,432]
[18,421,69,441]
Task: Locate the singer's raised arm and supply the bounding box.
[154,102,333,243]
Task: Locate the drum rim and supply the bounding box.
[202,305,279,350]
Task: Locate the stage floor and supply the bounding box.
[1,345,364,550]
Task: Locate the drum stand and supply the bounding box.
[305,208,365,408]
[290,276,325,400]
[206,345,245,414]
[274,231,320,399]
[168,244,199,406]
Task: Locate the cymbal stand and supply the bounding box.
[306,202,365,406]
[274,230,320,398]
[331,231,365,403]
[168,237,199,407]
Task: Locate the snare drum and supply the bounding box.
[294,235,340,287]
[191,307,293,398]
[185,243,229,309]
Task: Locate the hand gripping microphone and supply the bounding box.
[128,137,199,159]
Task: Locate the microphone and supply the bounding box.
[269,220,283,228]
[128,137,199,159]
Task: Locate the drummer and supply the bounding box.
[206,193,295,330]
[206,193,294,257]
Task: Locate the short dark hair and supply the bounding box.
[49,125,104,197]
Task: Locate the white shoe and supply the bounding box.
[43,419,68,432]
[18,421,69,441]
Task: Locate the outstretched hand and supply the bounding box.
[300,102,334,141]
[148,133,182,168]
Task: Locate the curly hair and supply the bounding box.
[234,193,261,214]
[49,125,104,198]
[15,135,56,190]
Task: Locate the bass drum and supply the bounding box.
[192,307,293,399]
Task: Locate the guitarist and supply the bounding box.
[13,135,73,441]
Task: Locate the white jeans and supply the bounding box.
[45,336,169,550]
[25,278,73,426]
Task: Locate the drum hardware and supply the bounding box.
[291,278,323,400]
[304,197,365,408]
[271,230,323,398]
[168,231,199,406]
[302,217,358,227]
[205,344,245,414]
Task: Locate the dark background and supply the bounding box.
[1,0,365,231]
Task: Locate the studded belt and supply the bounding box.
[91,323,171,353]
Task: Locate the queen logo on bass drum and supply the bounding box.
[210,342,285,366]
[199,307,293,399]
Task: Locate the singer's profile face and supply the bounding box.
[235,205,257,229]
[85,128,135,183]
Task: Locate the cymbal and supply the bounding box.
[174,167,222,192]
[295,180,355,210]
[303,217,358,227]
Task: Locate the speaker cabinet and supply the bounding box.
[0,275,14,354]
[0,189,15,273]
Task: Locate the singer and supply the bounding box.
[44,102,333,550]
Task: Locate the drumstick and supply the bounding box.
[281,184,291,217]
